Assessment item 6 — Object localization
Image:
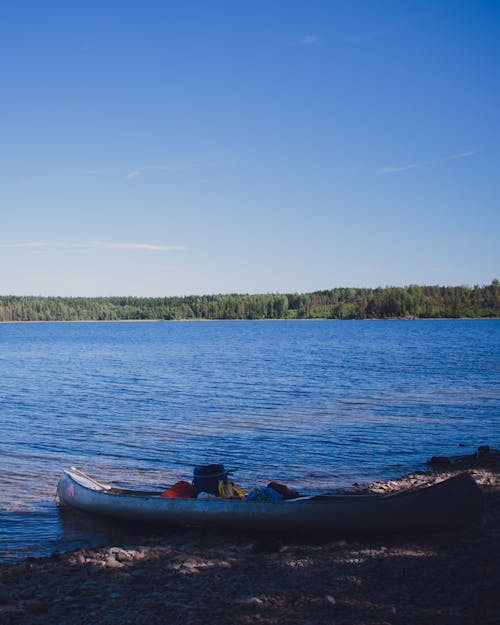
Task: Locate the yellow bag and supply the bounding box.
[218,479,246,500]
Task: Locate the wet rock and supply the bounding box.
[427,456,451,468]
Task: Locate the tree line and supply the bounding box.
[0,281,498,322]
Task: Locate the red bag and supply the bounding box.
[160,480,195,498]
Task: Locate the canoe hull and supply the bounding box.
[57,470,483,534]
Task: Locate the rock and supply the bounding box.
[246,597,264,605]
[477,445,491,457]
[110,548,134,562]
[85,558,105,567]
[427,455,451,468]
[181,566,200,575]
[104,556,125,569]
[127,549,146,560]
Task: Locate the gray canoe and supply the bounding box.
[57,468,483,534]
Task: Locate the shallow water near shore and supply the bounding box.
[0,319,499,562]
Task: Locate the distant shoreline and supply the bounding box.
[1,317,498,324]
[1,282,498,322]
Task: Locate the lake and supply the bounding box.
[0,319,498,561]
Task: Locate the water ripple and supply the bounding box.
[0,319,499,561]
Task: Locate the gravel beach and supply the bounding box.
[1,449,498,625]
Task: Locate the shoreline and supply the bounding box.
[1,449,498,625]
[1,317,498,324]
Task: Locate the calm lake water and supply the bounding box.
[0,320,499,561]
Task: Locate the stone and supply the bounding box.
[85,558,105,567]
[105,557,125,569]
[427,455,451,468]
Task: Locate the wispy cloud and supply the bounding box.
[125,157,238,181]
[299,34,320,45]
[87,241,186,251]
[0,241,186,252]
[71,156,236,181]
[446,150,477,161]
[126,170,142,180]
[0,241,51,249]
[378,163,420,174]
[378,150,477,175]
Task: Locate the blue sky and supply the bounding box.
[1,1,498,296]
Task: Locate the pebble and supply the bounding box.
[105,556,125,569]
[109,548,134,562]
[85,558,105,567]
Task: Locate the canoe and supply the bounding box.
[57,468,483,534]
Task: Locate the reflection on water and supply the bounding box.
[0,320,499,561]
[56,505,160,554]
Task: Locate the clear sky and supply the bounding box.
[1,1,498,297]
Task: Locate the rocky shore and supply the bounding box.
[1,448,498,625]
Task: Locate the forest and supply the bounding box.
[0,281,498,322]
